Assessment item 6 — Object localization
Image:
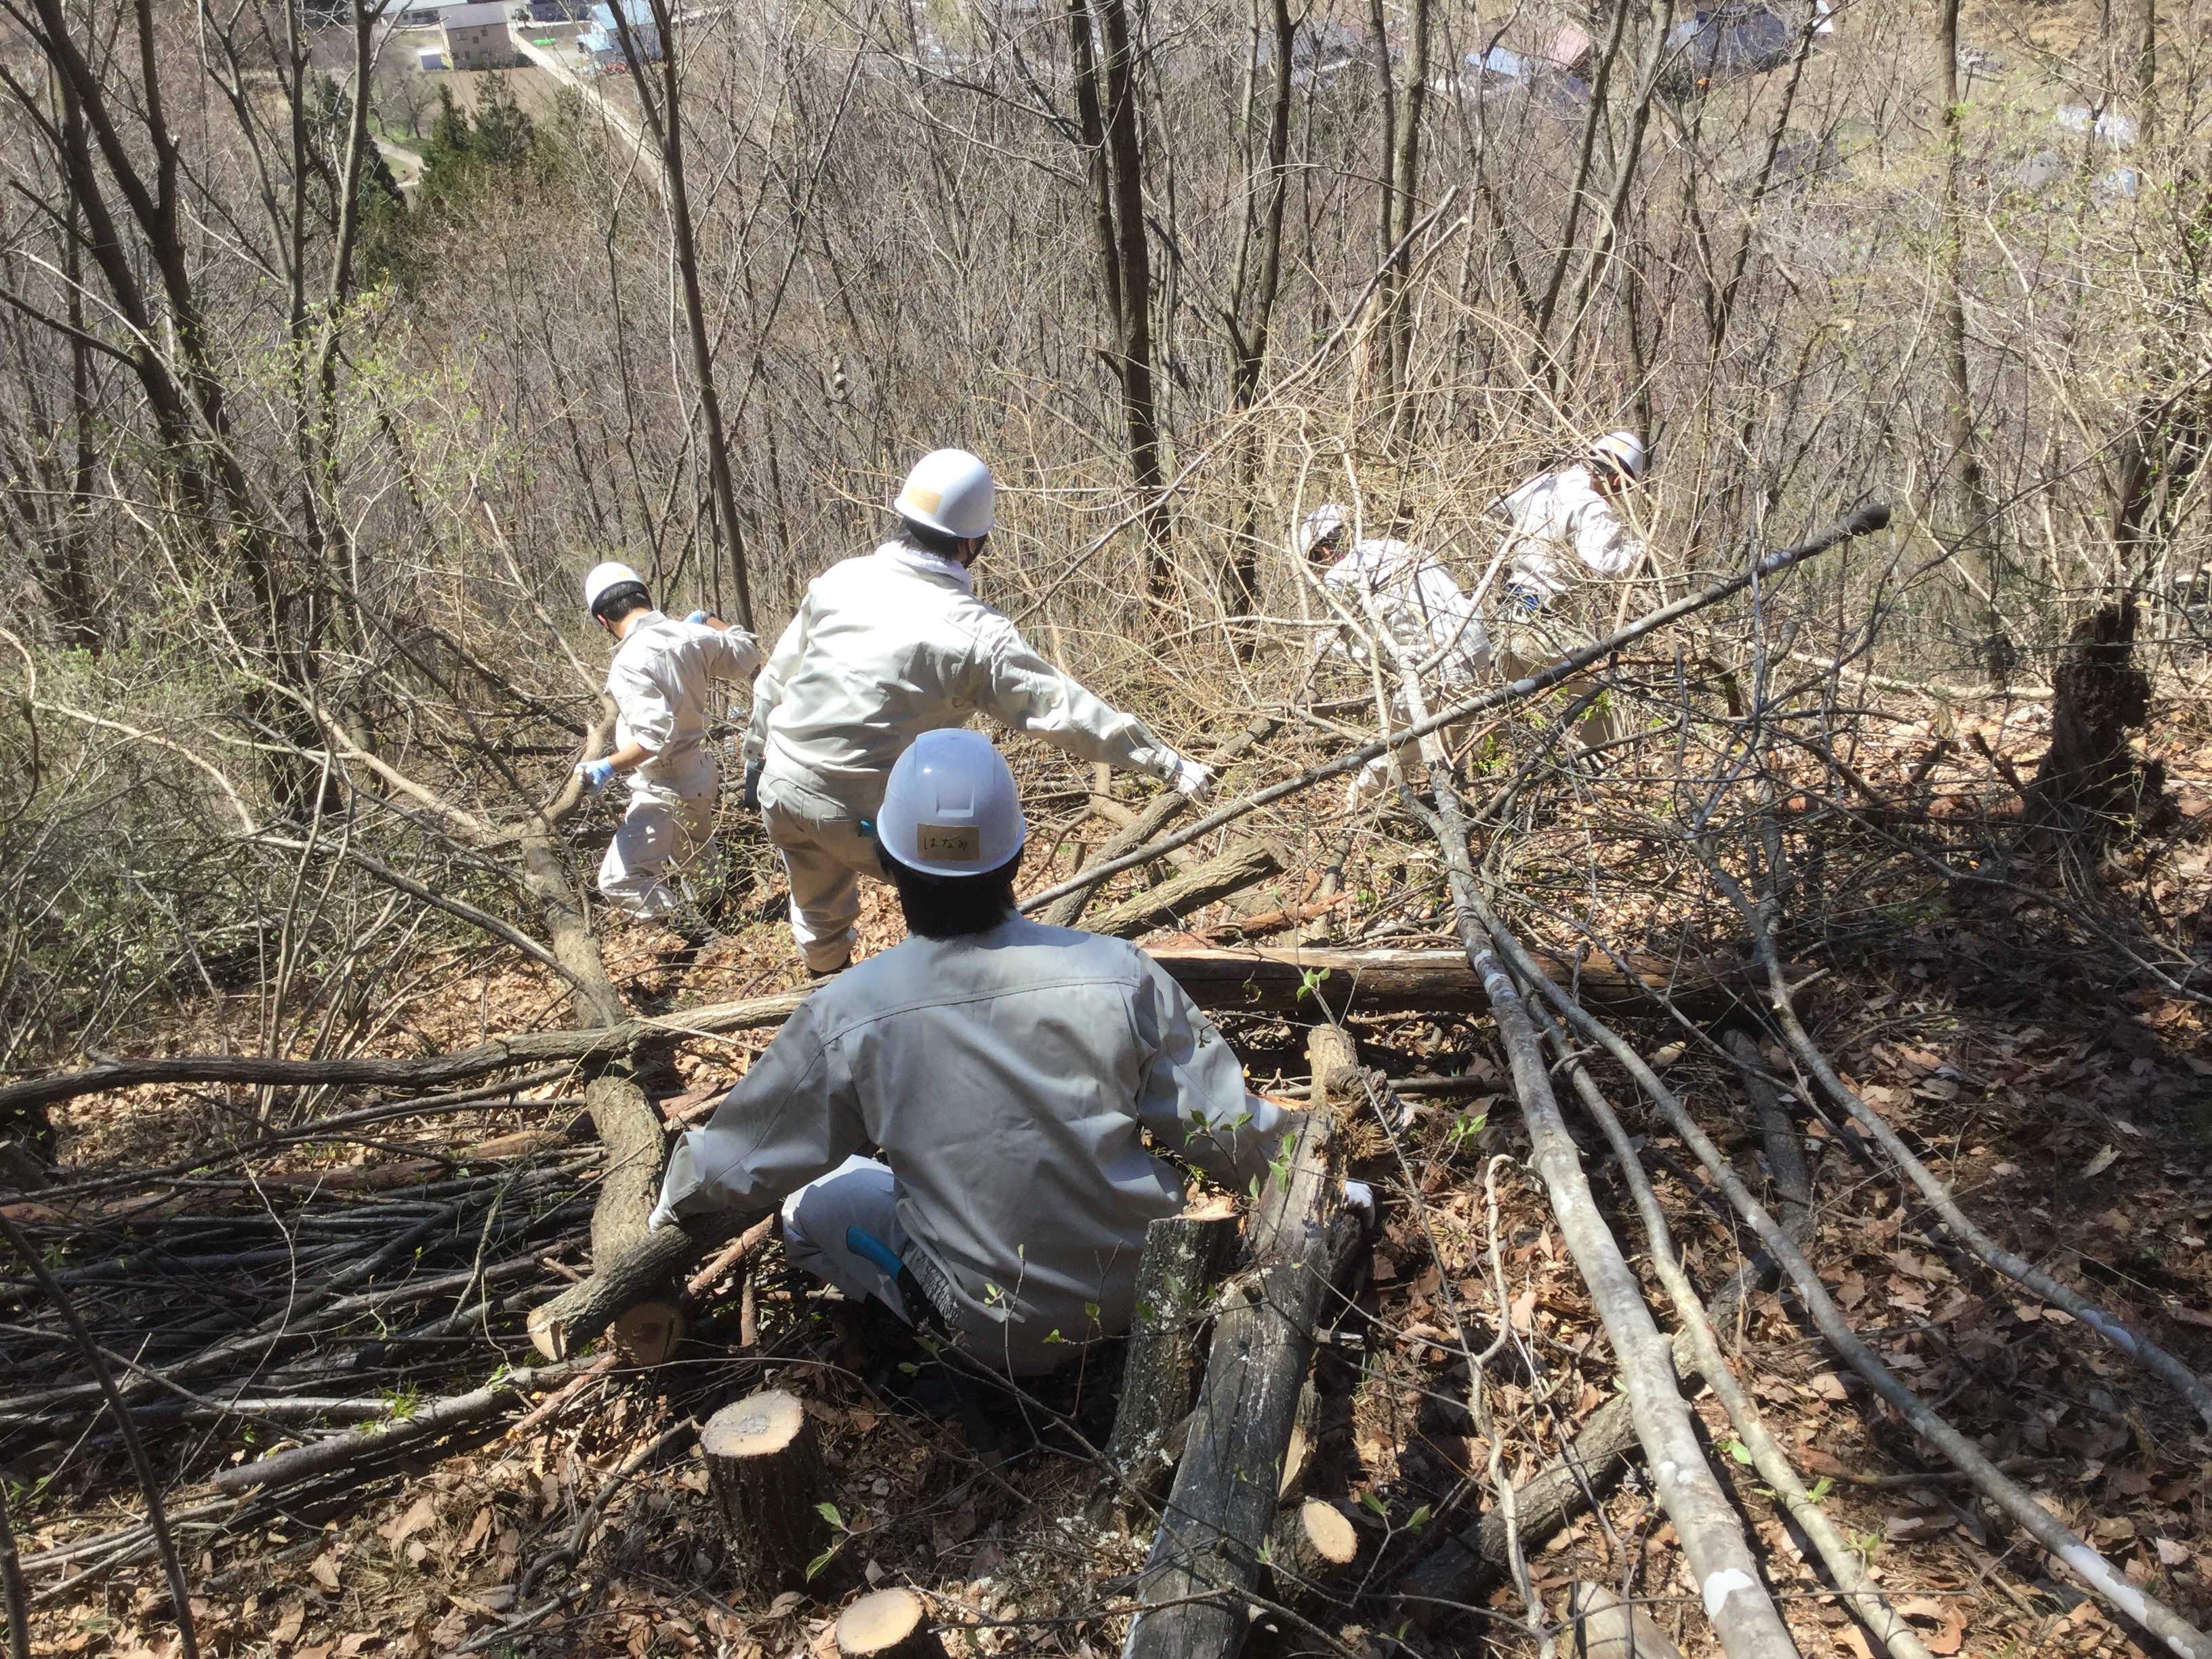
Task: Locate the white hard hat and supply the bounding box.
[1591,430,1647,480]
[583,560,646,613]
[1298,504,1347,555]
[877,729,1026,878]
[895,449,995,539]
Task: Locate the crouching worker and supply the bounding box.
[648,728,1298,1378]
[575,562,762,941]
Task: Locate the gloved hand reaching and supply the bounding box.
[575,757,617,794]
[1171,757,1214,801]
[1342,1179,1376,1218]
[685,609,712,625]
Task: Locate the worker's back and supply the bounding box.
[677,915,1265,1371]
[752,547,1006,807]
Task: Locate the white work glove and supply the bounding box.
[1342,1179,1375,1218]
[1170,757,1214,801]
[647,1197,680,1233]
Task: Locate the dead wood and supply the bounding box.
[1563,1583,1685,1659]
[0,945,1797,1126]
[1087,1211,1243,1526]
[701,1389,831,1594]
[212,1355,597,1494]
[1506,918,2212,1658]
[528,1210,758,1361]
[1721,1028,1810,1243]
[1121,1090,1334,1656]
[1410,780,1799,1659]
[1086,840,1286,940]
[1042,717,1281,928]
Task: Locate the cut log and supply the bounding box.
[1122,1113,1335,1657]
[1086,1212,1242,1527]
[611,1303,684,1366]
[837,1588,946,1658]
[1151,945,1797,1021]
[586,1071,664,1265]
[1088,840,1285,941]
[1264,1499,1359,1616]
[702,1390,830,1594]
[529,1210,755,1361]
[1564,1582,1685,1659]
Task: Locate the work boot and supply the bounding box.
[666,903,728,952]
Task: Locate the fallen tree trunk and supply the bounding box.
[528,1210,756,1361]
[1087,1211,1242,1526]
[1041,717,1280,928]
[1087,840,1285,941]
[0,949,1789,1126]
[1409,777,1800,1659]
[1121,1073,1336,1657]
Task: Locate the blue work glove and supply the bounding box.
[1509,584,1546,615]
[685,609,712,625]
[575,758,617,794]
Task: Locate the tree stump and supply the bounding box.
[1087,1212,1242,1527]
[702,1390,830,1594]
[1265,1499,1359,1614]
[2029,598,2162,834]
[836,1589,945,1658]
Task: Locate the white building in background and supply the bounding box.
[576,0,660,69]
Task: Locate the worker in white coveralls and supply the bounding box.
[1490,430,1650,750]
[574,562,763,940]
[743,448,1214,978]
[650,729,1358,1376]
[1298,504,1492,808]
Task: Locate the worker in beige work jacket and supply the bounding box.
[1490,430,1651,750]
[743,449,1212,977]
[575,562,762,942]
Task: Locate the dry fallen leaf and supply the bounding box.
[380,1494,437,1550]
[273,1603,306,1646]
[308,1555,341,1595]
[2082,1144,2119,1178]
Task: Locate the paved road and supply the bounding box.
[509,27,666,196]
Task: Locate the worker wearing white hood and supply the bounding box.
[743,449,1212,977]
[651,730,1298,1376]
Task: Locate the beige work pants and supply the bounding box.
[596,777,719,917]
[759,771,882,975]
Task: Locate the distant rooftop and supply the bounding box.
[443,1,514,25]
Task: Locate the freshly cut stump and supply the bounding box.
[702,1390,829,1593]
[1265,1499,1359,1614]
[1563,1580,1684,1659]
[836,1589,946,1658]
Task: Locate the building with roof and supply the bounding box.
[442,1,521,69]
[577,0,659,69]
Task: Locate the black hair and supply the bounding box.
[899,517,976,560]
[591,581,652,624]
[876,841,1021,939]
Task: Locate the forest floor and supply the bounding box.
[9,687,2212,1659]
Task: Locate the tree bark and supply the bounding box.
[702,1390,831,1593]
[1121,1114,1335,1658]
[1088,1212,1243,1525]
[2028,600,2158,833]
[1087,840,1285,940]
[1263,1499,1359,1616]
